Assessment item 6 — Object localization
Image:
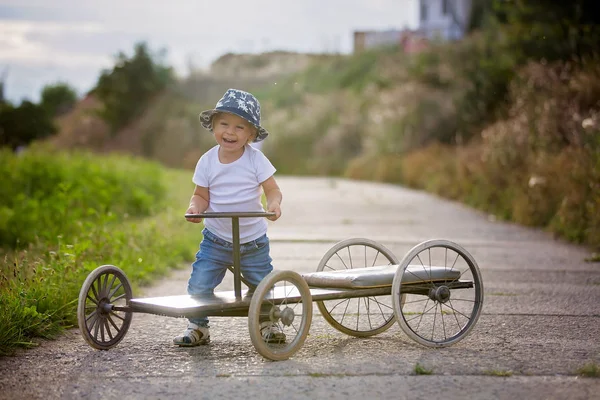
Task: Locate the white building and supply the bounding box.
[419,0,472,40]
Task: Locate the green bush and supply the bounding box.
[0,145,166,248]
[0,152,199,355]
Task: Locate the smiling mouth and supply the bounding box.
[223,137,237,143]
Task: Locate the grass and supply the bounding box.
[576,362,600,378]
[0,152,201,356]
[414,363,434,375]
[308,372,345,378]
[585,254,600,263]
[483,369,513,377]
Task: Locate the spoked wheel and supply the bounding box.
[392,240,484,347]
[316,238,400,337]
[77,265,133,350]
[248,270,313,361]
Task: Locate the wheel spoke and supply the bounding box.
[323,263,336,271]
[440,303,448,340]
[104,319,114,340]
[371,249,381,267]
[106,274,117,297]
[346,247,353,269]
[93,315,101,340]
[361,297,372,330]
[90,282,100,303]
[431,302,438,340]
[355,296,361,331]
[111,293,126,303]
[109,310,126,322]
[87,312,99,331]
[369,296,393,311]
[86,294,99,306]
[416,254,433,281]
[340,298,351,325]
[108,282,123,301]
[100,319,106,342]
[100,273,109,297]
[334,252,350,270]
[445,299,471,321]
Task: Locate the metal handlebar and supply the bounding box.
[184,211,276,299]
[185,211,275,219]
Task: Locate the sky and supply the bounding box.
[0,0,418,103]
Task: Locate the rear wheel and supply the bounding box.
[316,238,399,337]
[392,240,484,347]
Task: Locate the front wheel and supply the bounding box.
[248,270,313,361]
[77,265,133,350]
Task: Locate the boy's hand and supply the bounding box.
[185,206,203,223]
[266,202,281,221]
[261,176,282,222]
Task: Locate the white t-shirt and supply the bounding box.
[192,144,276,243]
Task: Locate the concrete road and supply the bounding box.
[1,177,599,399]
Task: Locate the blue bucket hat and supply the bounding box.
[199,88,269,142]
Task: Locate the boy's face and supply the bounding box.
[212,113,257,152]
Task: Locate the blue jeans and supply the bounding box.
[187,228,273,327]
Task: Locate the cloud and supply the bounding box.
[0,20,111,67]
[0,0,419,101]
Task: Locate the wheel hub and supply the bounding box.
[429,286,451,303]
[269,306,295,326]
[269,305,281,322]
[280,307,295,326]
[98,298,113,315]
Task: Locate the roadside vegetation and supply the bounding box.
[257,1,600,250]
[0,145,199,355]
[576,362,600,378]
[413,363,434,375]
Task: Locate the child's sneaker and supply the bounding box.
[173,323,210,346]
[260,321,286,343]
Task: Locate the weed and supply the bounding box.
[308,372,345,378]
[576,363,600,378]
[0,151,199,355]
[414,363,434,375]
[483,369,513,377]
[585,254,600,263]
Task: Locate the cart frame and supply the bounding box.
[77,212,484,361]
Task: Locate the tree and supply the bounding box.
[0,67,8,105]
[497,0,600,61]
[40,82,78,117]
[0,100,57,150]
[469,1,600,62]
[93,42,174,134]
